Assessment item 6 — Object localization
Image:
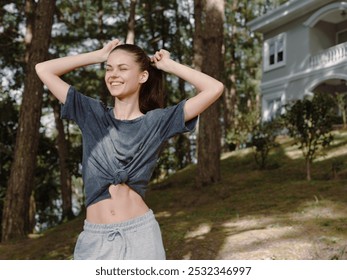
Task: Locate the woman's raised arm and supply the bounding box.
[35,39,122,103]
[151,49,224,122]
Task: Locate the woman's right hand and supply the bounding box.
[35,38,123,104]
[98,39,123,62]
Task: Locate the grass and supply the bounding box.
[1,133,347,260]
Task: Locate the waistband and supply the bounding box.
[83,209,155,234]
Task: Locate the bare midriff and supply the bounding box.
[86,183,149,224]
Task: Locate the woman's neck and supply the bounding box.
[114,98,143,120]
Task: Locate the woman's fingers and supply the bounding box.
[108,39,122,49]
[153,49,169,61]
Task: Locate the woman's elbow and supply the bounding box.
[35,62,45,76]
[215,81,224,99]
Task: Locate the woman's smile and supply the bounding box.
[109,81,124,87]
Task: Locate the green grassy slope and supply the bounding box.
[1,133,347,260]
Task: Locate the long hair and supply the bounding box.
[109,44,165,113]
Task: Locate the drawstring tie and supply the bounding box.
[107,228,126,259]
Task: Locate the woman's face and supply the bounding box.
[105,50,148,101]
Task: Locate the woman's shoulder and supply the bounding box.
[147,100,186,115]
[70,86,108,109]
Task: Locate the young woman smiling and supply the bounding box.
[35,39,224,260]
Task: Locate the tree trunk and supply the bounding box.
[2,0,55,242]
[126,0,137,44]
[52,100,74,221]
[97,0,109,105]
[306,158,311,181]
[223,58,237,151]
[223,1,238,144]
[173,0,192,169]
[193,0,203,72]
[195,0,224,188]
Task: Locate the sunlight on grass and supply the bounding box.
[284,144,302,159]
[315,144,347,162]
[184,223,212,239]
[213,199,347,260]
[281,130,347,162]
[218,223,305,260]
[155,211,172,218]
[220,148,252,160]
[294,199,347,220]
[28,233,43,239]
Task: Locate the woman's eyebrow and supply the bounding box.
[106,63,129,68]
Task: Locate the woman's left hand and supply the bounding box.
[150,49,171,71]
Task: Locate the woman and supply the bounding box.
[35,39,224,260]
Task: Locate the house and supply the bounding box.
[248,0,347,121]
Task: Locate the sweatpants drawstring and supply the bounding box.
[107,228,126,259]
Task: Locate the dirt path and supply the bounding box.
[178,201,347,260]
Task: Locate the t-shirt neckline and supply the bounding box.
[109,108,146,123]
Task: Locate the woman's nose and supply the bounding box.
[109,69,119,78]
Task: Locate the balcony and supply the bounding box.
[309,42,347,68]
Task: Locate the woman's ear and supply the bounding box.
[139,70,149,84]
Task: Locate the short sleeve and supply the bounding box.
[61,86,96,130]
[160,99,198,141]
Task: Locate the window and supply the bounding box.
[264,33,286,71]
[269,98,282,118]
[264,98,282,121]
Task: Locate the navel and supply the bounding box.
[110,210,116,216]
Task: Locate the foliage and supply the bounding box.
[223,0,262,149]
[331,158,344,180]
[282,93,335,180]
[0,1,26,90]
[0,93,18,233]
[34,133,61,231]
[334,92,347,128]
[250,119,281,169]
[222,0,285,150]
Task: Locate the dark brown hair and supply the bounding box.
[110,44,165,113]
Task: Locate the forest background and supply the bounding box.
[0,0,289,244]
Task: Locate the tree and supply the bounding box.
[0,95,18,236]
[52,99,74,221]
[195,0,224,188]
[2,0,55,242]
[282,93,335,181]
[126,0,137,44]
[222,0,287,151]
[193,0,203,73]
[250,120,280,169]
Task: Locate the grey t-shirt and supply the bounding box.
[61,86,197,207]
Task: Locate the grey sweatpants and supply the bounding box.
[73,210,166,260]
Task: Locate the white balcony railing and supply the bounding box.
[309,42,347,68]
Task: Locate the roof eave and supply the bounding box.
[248,0,328,33]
